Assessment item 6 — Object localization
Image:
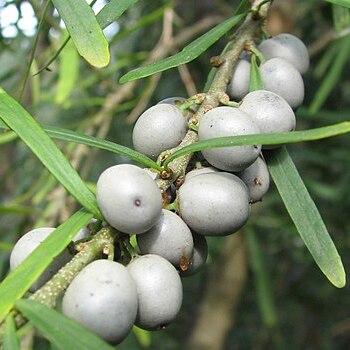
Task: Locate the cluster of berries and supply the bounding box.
[8,32,308,344]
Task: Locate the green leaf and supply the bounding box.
[249,54,264,91]
[0,205,37,215]
[0,87,101,218]
[163,121,350,167]
[51,0,110,67]
[265,147,346,288]
[3,314,20,350]
[56,38,79,104]
[44,125,162,171]
[332,4,350,31]
[325,0,350,8]
[15,299,114,350]
[96,0,139,29]
[246,228,278,327]
[0,131,17,144]
[309,35,350,113]
[119,13,247,83]
[0,210,94,323]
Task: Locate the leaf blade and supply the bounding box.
[325,0,350,8]
[119,13,247,83]
[3,314,20,350]
[163,121,350,166]
[266,147,345,288]
[0,210,94,323]
[0,87,101,218]
[15,299,115,350]
[51,0,110,67]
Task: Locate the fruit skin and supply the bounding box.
[239,90,296,138]
[96,164,162,234]
[178,172,251,236]
[260,58,304,109]
[184,166,218,182]
[132,104,188,160]
[127,254,183,330]
[227,60,251,101]
[62,260,138,344]
[237,157,270,203]
[258,33,309,74]
[9,227,72,292]
[198,106,261,172]
[181,232,208,277]
[137,209,194,268]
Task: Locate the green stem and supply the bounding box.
[19,0,52,102]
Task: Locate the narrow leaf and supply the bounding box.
[0,87,101,218]
[96,0,139,29]
[309,35,350,113]
[3,314,20,350]
[163,121,350,166]
[246,228,278,327]
[15,299,114,350]
[56,39,79,104]
[0,210,94,323]
[119,13,247,83]
[0,205,37,215]
[51,0,110,67]
[265,147,346,288]
[249,54,264,91]
[0,131,17,144]
[325,0,350,8]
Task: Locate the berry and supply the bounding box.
[198,106,261,172]
[127,254,183,330]
[178,172,251,236]
[227,60,251,101]
[157,97,186,105]
[62,260,138,344]
[237,157,270,203]
[96,164,162,234]
[181,232,208,277]
[239,90,296,137]
[260,58,304,109]
[132,104,188,160]
[137,209,194,268]
[184,166,218,182]
[258,33,309,74]
[9,227,72,292]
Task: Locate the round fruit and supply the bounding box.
[239,90,296,137]
[62,260,138,344]
[127,254,183,330]
[258,33,309,74]
[132,104,188,160]
[178,172,251,236]
[227,60,251,101]
[185,166,218,182]
[137,209,194,268]
[237,157,270,203]
[260,58,304,109]
[96,164,162,234]
[181,232,208,277]
[198,106,261,172]
[157,97,186,105]
[9,227,72,292]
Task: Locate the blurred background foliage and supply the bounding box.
[0,0,350,349]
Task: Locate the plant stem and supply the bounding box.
[156,0,271,191]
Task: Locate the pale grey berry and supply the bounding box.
[185,166,218,182]
[227,60,251,101]
[62,260,138,344]
[127,254,183,330]
[178,172,251,236]
[132,104,188,160]
[198,106,261,172]
[10,227,72,292]
[237,157,270,203]
[137,209,194,268]
[239,90,296,138]
[258,33,309,74]
[181,232,208,277]
[96,164,162,234]
[260,58,304,109]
